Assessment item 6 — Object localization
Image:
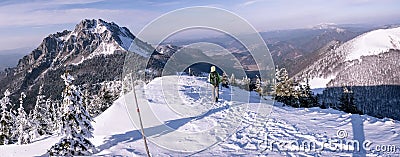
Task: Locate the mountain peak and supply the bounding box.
[15,19,150,73]
[312,23,338,29]
[56,19,139,53]
[342,26,400,62]
[75,19,116,34]
[311,23,345,33]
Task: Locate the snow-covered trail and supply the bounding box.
[93,75,400,156]
[93,75,274,156]
[1,75,399,156]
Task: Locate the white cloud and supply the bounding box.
[0,8,155,27]
[145,0,184,7]
[0,1,159,28]
[239,0,264,7]
[48,0,105,5]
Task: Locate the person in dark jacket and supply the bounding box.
[221,72,229,88]
[208,66,221,102]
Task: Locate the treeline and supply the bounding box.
[0,87,61,145]
[226,67,363,115]
[320,85,400,120]
[270,67,362,114]
[270,67,319,108]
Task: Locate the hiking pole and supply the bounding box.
[131,74,151,157]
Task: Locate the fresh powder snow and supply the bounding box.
[344,27,400,62]
[1,75,399,156]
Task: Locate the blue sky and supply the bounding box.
[0,0,399,52]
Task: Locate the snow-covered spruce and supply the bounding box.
[0,89,13,145]
[274,67,318,108]
[16,92,31,145]
[48,72,96,156]
[84,80,122,118]
[31,85,49,136]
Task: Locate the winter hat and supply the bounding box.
[210,66,216,72]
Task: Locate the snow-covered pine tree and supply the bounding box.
[44,98,57,134]
[83,88,103,118]
[98,85,111,113]
[91,94,101,117]
[96,81,119,114]
[32,85,50,135]
[0,89,13,145]
[298,77,318,108]
[27,110,40,141]
[82,89,95,117]
[254,75,262,95]
[48,72,96,156]
[274,67,299,107]
[241,76,251,91]
[339,86,361,114]
[122,72,134,95]
[16,92,31,145]
[263,79,274,97]
[230,73,236,86]
[53,100,63,135]
[8,95,17,144]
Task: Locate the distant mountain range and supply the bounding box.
[293,26,400,120]
[1,19,398,114]
[296,26,400,88]
[167,23,376,76]
[165,23,400,120]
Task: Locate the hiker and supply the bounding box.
[221,72,229,88]
[208,66,221,102]
[188,68,193,76]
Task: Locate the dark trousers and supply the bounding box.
[212,85,219,102]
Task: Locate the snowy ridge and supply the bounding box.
[1,75,399,156]
[118,35,133,51]
[343,27,400,61]
[312,23,345,33]
[296,26,400,88]
[127,40,151,57]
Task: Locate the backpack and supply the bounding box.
[210,72,219,86]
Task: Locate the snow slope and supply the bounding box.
[297,26,400,89]
[344,27,400,62]
[1,75,400,156]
